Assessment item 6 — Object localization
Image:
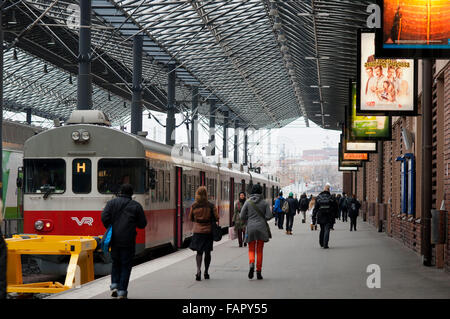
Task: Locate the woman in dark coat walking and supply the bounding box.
[188,186,219,281]
[233,192,247,247]
[240,184,273,280]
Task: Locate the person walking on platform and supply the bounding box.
[0,200,7,300]
[340,192,349,222]
[309,197,317,231]
[312,184,338,249]
[298,193,309,224]
[348,194,361,231]
[101,184,147,299]
[233,192,247,247]
[336,194,342,220]
[188,186,219,281]
[273,191,286,229]
[285,192,297,235]
[240,184,273,280]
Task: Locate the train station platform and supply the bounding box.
[50,219,450,300]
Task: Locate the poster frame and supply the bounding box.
[357,28,418,115]
[374,0,450,59]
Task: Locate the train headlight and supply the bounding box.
[72,131,80,141]
[34,220,44,231]
[81,131,90,141]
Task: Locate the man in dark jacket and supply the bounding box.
[101,184,147,299]
[312,184,338,249]
[339,192,348,222]
[285,192,298,235]
[348,194,361,231]
[298,193,309,223]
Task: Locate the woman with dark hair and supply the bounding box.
[233,192,247,247]
[188,186,219,281]
[240,184,273,280]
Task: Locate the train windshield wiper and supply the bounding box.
[40,185,56,199]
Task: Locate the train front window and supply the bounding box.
[72,159,91,194]
[98,159,145,194]
[24,159,66,194]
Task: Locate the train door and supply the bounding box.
[229,177,234,226]
[175,166,183,249]
[200,171,206,186]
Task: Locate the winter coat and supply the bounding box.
[188,201,219,234]
[240,194,273,243]
[347,198,361,218]
[273,196,285,213]
[312,191,338,225]
[101,195,147,248]
[286,197,298,216]
[233,201,246,230]
[339,196,348,212]
[299,195,309,212]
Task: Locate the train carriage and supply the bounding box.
[20,110,280,274]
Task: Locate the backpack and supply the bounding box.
[349,200,357,214]
[317,194,332,217]
[282,199,289,213]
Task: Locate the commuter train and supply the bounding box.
[21,110,280,274]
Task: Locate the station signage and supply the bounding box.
[338,166,359,172]
[375,0,450,59]
[357,29,418,115]
[347,81,391,141]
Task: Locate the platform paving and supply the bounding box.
[51,217,450,299]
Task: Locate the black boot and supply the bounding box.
[256,271,263,280]
[248,264,255,279]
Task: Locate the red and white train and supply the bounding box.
[21,110,280,274]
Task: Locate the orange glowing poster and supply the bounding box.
[376,0,450,58]
[343,152,368,161]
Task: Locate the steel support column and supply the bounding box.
[208,100,216,156]
[166,63,176,146]
[222,111,228,159]
[234,120,239,164]
[191,86,198,155]
[77,0,92,110]
[422,59,433,266]
[244,128,248,166]
[131,35,143,135]
[26,108,32,125]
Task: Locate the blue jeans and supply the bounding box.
[110,246,135,296]
[277,212,285,229]
[286,214,294,231]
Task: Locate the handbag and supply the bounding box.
[228,226,237,240]
[209,203,222,242]
[249,201,272,239]
[100,198,132,253]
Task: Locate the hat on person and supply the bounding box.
[289,192,293,197]
[251,184,263,194]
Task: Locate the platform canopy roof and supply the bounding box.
[1,0,373,129]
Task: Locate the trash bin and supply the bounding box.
[431,209,447,244]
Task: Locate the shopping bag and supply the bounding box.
[228,226,237,240]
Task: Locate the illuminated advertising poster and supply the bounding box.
[348,81,391,141]
[339,143,362,168]
[358,30,417,115]
[338,167,358,172]
[343,152,368,161]
[340,133,377,153]
[375,0,450,59]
